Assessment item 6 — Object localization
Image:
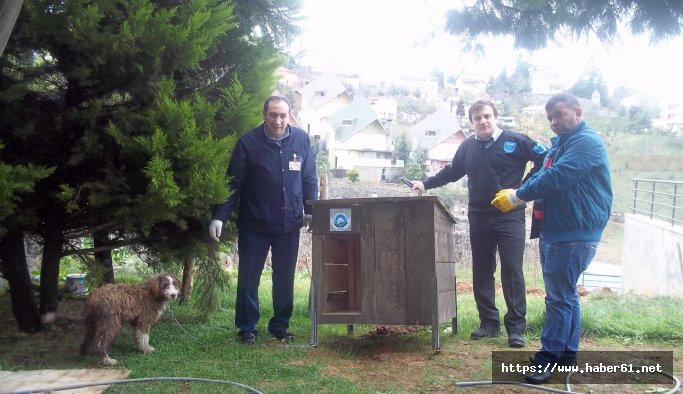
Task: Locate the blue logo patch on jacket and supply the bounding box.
[503,141,517,153]
[532,143,547,154]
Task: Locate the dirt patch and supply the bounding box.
[457,280,545,297]
[0,368,131,393]
[526,287,546,296]
[362,325,427,338]
[456,280,473,294]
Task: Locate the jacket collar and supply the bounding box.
[261,123,291,141]
[551,120,586,146]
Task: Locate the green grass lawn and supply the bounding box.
[1,267,682,393]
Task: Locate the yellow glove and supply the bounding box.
[491,189,526,213]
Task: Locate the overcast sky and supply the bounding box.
[292,0,683,101]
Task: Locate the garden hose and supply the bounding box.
[4,376,265,394]
[457,368,681,394]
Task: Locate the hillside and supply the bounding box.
[605,132,683,215]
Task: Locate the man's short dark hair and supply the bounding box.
[263,96,291,114]
[468,99,499,122]
[545,92,581,111]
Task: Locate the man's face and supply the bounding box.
[470,105,498,140]
[263,100,290,138]
[546,102,582,135]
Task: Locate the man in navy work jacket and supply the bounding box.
[209,96,319,345]
[492,92,612,384]
[408,99,547,348]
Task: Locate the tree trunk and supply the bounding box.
[93,231,115,284]
[320,173,328,200]
[0,0,23,57]
[181,254,195,301]
[39,210,64,324]
[0,228,41,333]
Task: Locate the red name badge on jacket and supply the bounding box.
[289,153,301,171]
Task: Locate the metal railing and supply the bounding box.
[631,178,683,227]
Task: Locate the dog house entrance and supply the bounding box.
[322,234,362,313]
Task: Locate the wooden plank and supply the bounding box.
[434,211,456,235]
[436,262,456,292]
[434,232,453,263]
[437,289,457,324]
[319,312,364,325]
[347,234,362,310]
[404,200,435,324]
[374,201,406,324]
[312,235,324,319]
[359,204,375,321]
[448,233,457,262]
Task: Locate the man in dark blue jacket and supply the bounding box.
[492,92,612,384]
[409,99,547,348]
[209,96,319,344]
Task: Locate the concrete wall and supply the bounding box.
[622,214,683,298]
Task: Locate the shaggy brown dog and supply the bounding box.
[80,273,180,366]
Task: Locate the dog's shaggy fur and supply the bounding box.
[80,273,180,366]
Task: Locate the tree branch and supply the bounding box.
[61,237,143,256]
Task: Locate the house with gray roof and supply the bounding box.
[328,96,404,181]
[295,75,353,141]
[410,109,468,175]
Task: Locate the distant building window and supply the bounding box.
[342,119,354,127]
[363,151,375,159]
[315,90,325,96]
[425,130,437,136]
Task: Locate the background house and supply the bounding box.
[410,109,468,175]
[368,96,398,121]
[294,76,353,141]
[658,97,683,134]
[328,96,403,181]
[275,66,303,89]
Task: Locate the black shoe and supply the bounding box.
[531,355,576,366]
[470,326,502,340]
[270,328,294,342]
[238,331,256,345]
[507,332,526,348]
[525,368,553,384]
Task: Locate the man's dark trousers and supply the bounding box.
[468,209,526,335]
[235,228,300,334]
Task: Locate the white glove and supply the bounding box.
[209,220,223,242]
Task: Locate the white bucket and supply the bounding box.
[65,274,87,294]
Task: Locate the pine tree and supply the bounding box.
[446,0,683,50]
[0,0,300,330]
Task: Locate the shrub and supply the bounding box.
[347,168,359,183]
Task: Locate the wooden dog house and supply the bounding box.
[308,196,458,349]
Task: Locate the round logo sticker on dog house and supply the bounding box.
[330,208,351,231]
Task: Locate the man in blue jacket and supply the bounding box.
[491,92,612,384]
[209,96,319,344]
